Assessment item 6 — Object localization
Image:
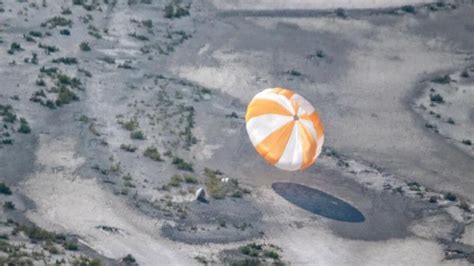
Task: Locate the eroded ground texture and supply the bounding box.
[0,0,474,265]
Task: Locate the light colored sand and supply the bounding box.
[459,223,474,246]
[174,14,474,202]
[212,0,437,10]
[256,188,467,266]
[22,135,194,266]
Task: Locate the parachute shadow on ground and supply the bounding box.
[272,182,365,223]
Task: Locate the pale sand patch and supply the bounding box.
[256,187,467,266]
[23,135,194,265]
[459,223,474,246]
[212,0,437,10]
[409,213,457,240]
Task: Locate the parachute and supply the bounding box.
[245,88,324,171]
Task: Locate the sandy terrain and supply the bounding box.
[0,0,473,265]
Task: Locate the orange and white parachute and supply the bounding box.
[245,88,324,171]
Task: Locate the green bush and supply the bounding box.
[121,118,138,131]
[79,42,91,51]
[130,130,145,140]
[3,201,15,210]
[184,174,197,184]
[18,118,31,134]
[164,0,190,18]
[121,254,136,264]
[430,93,444,103]
[143,146,162,161]
[444,192,457,201]
[120,144,137,152]
[52,57,77,64]
[169,174,183,187]
[7,42,23,54]
[0,182,12,195]
[64,241,79,251]
[60,29,70,35]
[172,157,193,172]
[56,87,79,106]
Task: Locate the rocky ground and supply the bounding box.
[0,0,474,265]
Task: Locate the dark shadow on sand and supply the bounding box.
[272,182,365,223]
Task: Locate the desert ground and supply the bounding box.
[0,0,473,265]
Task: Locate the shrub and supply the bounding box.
[43,16,72,28]
[3,201,15,210]
[120,144,137,152]
[143,146,162,161]
[462,139,472,146]
[184,174,197,184]
[169,174,183,187]
[130,130,145,140]
[444,192,457,201]
[0,105,17,123]
[431,75,451,84]
[121,254,136,264]
[263,250,280,260]
[18,118,31,134]
[429,196,438,203]
[59,29,70,35]
[239,243,262,257]
[0,183,12,195]
[17,224,65,242]
[56,87,79,106]
[79,42,91,51]
[172,157,193,172]
[52,57,78,64]
[142,19,153,28]
[121,118,138,131]
[430,93,444,103]
[401,5,415,14]
[164,0,190,18]
[7,42,23,54]
[335,8,346,18]
[460,201,471,212]
[38,43,59,54]
[64,241,79,251]
[29,31,43,38]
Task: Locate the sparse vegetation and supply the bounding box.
[121,254,136,264]
[164,0,190,19]
[38,43,59,54]
[3,201,15,210]
[430,93,444,104]
[0,182,12,195]
[401,5,416,14]
[459,201,471,212]
[130,130,145,140]
[52,57,78,64]
[169,174,183,187]
[60,29,70,35]
[184,174,198,184]
[18,118,31,134]
[444,192,457,201]
[121,118,139,131]
[120,144,137,152]
[56,87,79,106]
[431,75,451,84]
[42,16,72,28]
[79,42,91,51]
[7,42,23,55]
[204,168,250,199]
[172,157,193,172]
[143,146,162,161]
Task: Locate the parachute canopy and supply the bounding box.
[245,88,324,171]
